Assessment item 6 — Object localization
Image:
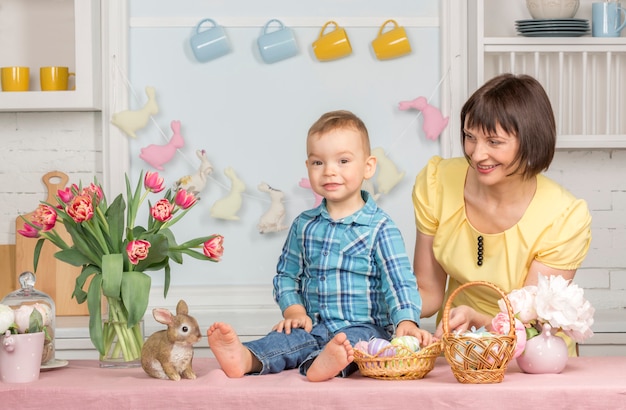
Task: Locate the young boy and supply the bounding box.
[208,110,433,382]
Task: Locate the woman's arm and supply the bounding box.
[413,230,448,318]
[524,260,576,286]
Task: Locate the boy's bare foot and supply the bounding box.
[306,332,354,382]
[207,322,260,377]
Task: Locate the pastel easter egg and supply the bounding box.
[390,335,421,356]
[354,340,369,354]
[367,338,395,357]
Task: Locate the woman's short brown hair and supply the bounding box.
[461,73,556,179]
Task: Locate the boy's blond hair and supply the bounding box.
[307,110,371,156]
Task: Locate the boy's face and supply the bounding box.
[305,127,376,206]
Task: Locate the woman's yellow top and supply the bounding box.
[413,156,592,351]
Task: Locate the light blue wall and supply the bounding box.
[125,1,442,286]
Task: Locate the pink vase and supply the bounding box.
[516,324,568,374]
[0,331,45,383]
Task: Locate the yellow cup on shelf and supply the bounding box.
[1,66,30,91]
[40,66,75,91]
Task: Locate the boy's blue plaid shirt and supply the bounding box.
[274,191,422,333]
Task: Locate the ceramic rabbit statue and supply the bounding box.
[257,182,288,234]
[111,86,159,138]
[175,149,213,195]
[139,120,185,171]
[210,167,246,220]
[141,300,201,381]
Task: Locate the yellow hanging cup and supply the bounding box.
[371,20,412,60]
[312,21,352,61]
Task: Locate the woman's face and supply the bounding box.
[463,120,520,184]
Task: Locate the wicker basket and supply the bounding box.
[354,341,442,380]
[442,281,517,384]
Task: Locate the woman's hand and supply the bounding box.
[433,305,492,339]
[272,304,313,334]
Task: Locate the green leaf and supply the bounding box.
[106,194,126,254]
[102,253,123,299]
[33,238,45,272]
[54,248,92,267]
[87,275,105,355]
[168,248,184,264]
[121,271,151,326]
[72,265,101,304]
[526,326,540,340]
[163,264,171,298]
[28,308,44,333]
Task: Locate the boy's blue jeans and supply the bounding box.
[243,322,393,377]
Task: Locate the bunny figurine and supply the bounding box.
[141,300,202,381]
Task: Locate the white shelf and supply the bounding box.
[484,37,626,52]
[473,0,626,149]
[0,0,101,112]
[557,135,626,149]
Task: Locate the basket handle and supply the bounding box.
[442,281,515,338]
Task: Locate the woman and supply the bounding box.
[412,73,591,355]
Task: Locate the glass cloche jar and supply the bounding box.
[1,271,56,365]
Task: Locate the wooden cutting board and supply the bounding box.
[15,171,89,316]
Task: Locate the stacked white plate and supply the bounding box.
[515,18,590,37]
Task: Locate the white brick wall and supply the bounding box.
[545,150,626,311]
[1,111,625,312]
[0,112,103,244]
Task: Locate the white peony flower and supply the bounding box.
[500,285,538,323]
[34,303,53,327]
[498,275,595,344]
[0,304,15,334]
[13,304,34,333]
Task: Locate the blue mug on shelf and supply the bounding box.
[592,2,626,37]
[190,18,232,62]
[257,19,298,64]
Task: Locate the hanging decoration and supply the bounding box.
[298,178,323,208]
[113,73,449,239]
[398,96,449,140]
[210,167,246,220]
[111,86,159,138]
[139,120,185,171]
[371,147,405,195]
[256,183,289,234]
[175,149,214,195]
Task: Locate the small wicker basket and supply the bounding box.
[442,281,517,384]
[354,340,443,380]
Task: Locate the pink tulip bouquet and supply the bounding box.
[18,171,224,362]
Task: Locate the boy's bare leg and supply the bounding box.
[207,322,261,377]
[306,332,354,382]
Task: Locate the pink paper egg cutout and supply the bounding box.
[390,335,421,356]
[354,340,369,353]
[367,338,394,357]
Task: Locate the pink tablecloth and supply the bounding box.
[2,356,625,409]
